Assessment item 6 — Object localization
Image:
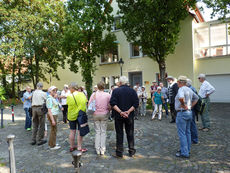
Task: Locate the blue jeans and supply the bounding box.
[24,108,32,129]
[162,98,168,116]
[191,110,198,143]
[176,111,193,157]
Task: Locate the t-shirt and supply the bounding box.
[67,91,87,121]
[61,90,71,105]
[46,95,60,116]
[154,92,163,105]
[175,86,199,111]
[23,92,32,108]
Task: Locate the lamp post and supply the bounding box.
[118,58,124,76]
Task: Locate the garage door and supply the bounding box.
[206,74,230,103]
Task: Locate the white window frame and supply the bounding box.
[112,17,122,32]
[194,21,230,59]
[130,44,146,58]
[100,44,119,64]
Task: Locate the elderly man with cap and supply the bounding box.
[31,82,47,146]
[198,74,215,132]
[47,86,61,150]
[175,76,199,158]
[167,76,179,123]
[60,84,70,123]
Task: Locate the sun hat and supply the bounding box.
[177,76,187,82]
[198,74,206,78]
[48,86,57,92]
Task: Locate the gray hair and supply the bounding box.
[69,82,78,90]
[187,79,192,86]
[119,76,129,85]
[36,82,43,89]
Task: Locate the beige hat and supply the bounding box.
[167,76,174,80]
[152,80,156,83]
[178,76,187,82]
[198,74,206,78]
[157,86,162,90]
[48,86,57,92]
[64,84,68,88]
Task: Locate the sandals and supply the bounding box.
[69,147,75,152]
[70,147,88,153]
[79,148,88,153]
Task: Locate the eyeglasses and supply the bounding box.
[198,77,201,79]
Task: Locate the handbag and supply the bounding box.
[72,94,90,137]
[41,103,48,114]
[87,92,96,115]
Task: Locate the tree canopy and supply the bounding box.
[63,0,116,97]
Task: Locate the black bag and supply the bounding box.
[77,110,90,137]
[72,94,90,137]
[41,103,48,114]
[194,96,202,115]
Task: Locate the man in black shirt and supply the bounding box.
[110,76,139,158]
[167,76,179,123]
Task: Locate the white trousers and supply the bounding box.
[93,114,108,153]
[152,104,162,119]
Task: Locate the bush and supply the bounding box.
[146,97,152,110]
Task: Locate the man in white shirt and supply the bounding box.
[198,74,215,132]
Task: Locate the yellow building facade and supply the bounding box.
[48,1,230,102]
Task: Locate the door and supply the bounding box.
[205,74,230,103]
[129,72,142,88]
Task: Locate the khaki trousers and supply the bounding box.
[93,114,108,153]
[48,115,58,148]
[32,106,45,143]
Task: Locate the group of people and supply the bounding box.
[22,73,215,159]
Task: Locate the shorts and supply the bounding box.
[69,119,80,130]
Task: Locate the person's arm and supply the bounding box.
[152,96,155,105]
[206,82,215,97]
[191,92,199,108]
[88,93,95,106]
[179,98,188,110]
[161,96,165,103]
[113,105,128,118]
[46,98,56,126]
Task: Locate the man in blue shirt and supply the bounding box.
[110,76,139,158]
[23,86,32,131]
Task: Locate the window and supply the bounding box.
[112,17,121,31]
[194,22,230,59]
[101,44,119,63]
[130,44,147,58]
[102,77,110,89]
[131,44,140,57]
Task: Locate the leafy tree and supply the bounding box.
[117,0,196,84]
[63,0,116,97]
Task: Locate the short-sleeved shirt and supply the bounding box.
[67,91,87,121]
[61,90,71,105]
[46,95,60,116]
[175,86,199,111]
[23,92,32,108]
[198,80,215,99]
[161,87,168,99]
[32,89,47,106]
[153,92,163,105]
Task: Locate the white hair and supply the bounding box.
[69,82,78,90]
[187,79,192,86]
[119,76,129,85]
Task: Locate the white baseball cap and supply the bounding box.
[198,74,206,78]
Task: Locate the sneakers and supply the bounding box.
[26,128,31,131]
[30,141,36,145]
[50,145,61,150]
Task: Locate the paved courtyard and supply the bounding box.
[0,103,230,173]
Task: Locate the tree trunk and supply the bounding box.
[158,59,167,86]
[35,55,39,86]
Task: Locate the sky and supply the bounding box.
[197,2,230,22]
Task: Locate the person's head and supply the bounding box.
[186,79,192,87]
[136,82,140,87]
[69,82,78,93]
[119,76,128,86]
[64,84,68,91]
[177,76,187,87]
[198,74,206,83]
[94,85,98,92]
[157,86,161,93]
[36,82,43,90]
[152,81,157,86]
[167,76,174,84]
[111,85,114,90]
[97,81,105,91]
[78,86,83,92]
[133,86,137,91]
[116,82,120,87]
[159,82,164,88]
[48,86,58,97]
[141,86,145,91]
[26,86,31,93]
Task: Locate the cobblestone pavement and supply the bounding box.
[0,103,230,173]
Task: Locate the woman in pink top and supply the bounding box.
[88,81,111,155]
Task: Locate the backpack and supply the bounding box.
[194,96,202,115]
